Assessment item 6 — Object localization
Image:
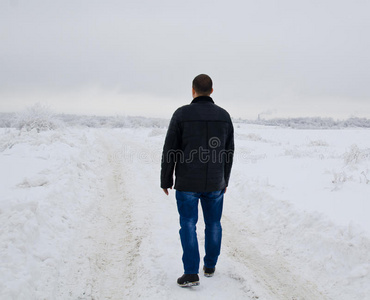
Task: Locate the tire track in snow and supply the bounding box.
[55,131,148,299]
[87,132,148,299]
[222,213,328,300]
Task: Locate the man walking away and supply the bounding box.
[161,74,234,287]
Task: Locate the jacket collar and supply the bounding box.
[191,96,214,104]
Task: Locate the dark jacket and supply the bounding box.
[161,96,234,192]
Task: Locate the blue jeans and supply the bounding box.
[176,189,224,274]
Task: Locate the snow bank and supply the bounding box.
[0,128,106,299]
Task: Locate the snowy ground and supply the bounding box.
[1,123,370,299]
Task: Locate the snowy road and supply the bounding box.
[51,128,330,299]
[55,129,267,299]
[1,125,370,299]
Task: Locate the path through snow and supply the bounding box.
[55,129,263,299]
[55,128,329,299]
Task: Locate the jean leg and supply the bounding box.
[200,190,224,269]
[176,190,201,274]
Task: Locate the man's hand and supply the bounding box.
[162,187,172,195]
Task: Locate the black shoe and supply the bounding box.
[203,266,215,277]
[177,274,200,287]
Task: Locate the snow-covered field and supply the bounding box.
[1,121,370,299]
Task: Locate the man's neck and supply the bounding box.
[193,93,210,99]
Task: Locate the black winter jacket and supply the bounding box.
[161,96,234,192]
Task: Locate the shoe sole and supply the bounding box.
[178,281,200,287]
[204,273,214,277]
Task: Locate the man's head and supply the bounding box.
[192,74,213,97]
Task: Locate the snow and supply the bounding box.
[1,122,370,299]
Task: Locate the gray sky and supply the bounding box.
[1,0,369,119]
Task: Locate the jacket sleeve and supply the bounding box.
[160,112,181,189]
[224,121,234,186]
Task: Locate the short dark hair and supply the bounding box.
[192,74,213,95]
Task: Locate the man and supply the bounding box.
[161,74,234,287]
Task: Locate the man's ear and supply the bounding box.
[210,88,214,95]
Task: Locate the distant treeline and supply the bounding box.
[0,111,370,130]
[237,117,370,129]
[0,111,169,130]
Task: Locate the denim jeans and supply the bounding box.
[176,189,224,274]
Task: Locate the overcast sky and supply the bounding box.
[1,0,369,119]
